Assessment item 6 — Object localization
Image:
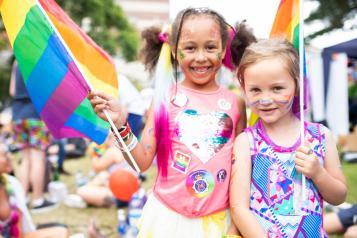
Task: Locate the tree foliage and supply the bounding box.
[305,0,357,39]
[56,0,139,61]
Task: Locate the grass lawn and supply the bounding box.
[27,156,356,237]
[342,162,357,202]
[28,156,157,237]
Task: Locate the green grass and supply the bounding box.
[342,162,357,202]
[26,156,357,237]
[28,156,157,237]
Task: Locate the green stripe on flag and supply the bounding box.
[292,24,300,50]
[74,98,110,130]
[13,6,54,81]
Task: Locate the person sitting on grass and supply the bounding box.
[324,204,357,238]
[75,134,134,208]
[0,142,69,238]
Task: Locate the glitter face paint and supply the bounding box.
[248,94,293,110]
[178,49,185,60]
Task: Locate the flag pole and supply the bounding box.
[36,0,140,173]
[299,0,306,201]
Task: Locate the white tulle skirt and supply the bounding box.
[137,194,231,238]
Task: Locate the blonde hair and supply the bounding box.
[237,38,299,92]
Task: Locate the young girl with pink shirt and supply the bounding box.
[89,7,255,238]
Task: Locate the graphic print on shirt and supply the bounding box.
[176,109,233,164]
[171,150,191,174]
[186,169,215,198]
[248,121,327,238]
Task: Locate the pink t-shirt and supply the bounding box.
[154,84,240,217]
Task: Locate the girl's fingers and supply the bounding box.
[94,91,112,101]
[296,146,313,156]
[295,164,303,172]
[91,98,108,107]
[93,104,108,114]
[295,151,308,160]
[295,157,304,167]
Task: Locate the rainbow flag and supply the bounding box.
[270,0,300,49]
[0,0,119,144]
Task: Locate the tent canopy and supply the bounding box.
[322,38,357,105]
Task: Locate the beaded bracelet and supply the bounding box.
[115,134,138,153]
[110,121,131,137]
[110,122,132,142]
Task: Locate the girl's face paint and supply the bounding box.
[217,52,222,60]
[177,16,225,92]
[178,49,185,60]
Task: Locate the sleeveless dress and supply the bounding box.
[245,120,328,238]
[138,84,240,238]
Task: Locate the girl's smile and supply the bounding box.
[177,16,225,91]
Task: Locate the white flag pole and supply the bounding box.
[299,0,306,201]
[36,0,140,173]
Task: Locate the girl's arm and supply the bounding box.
[230,133,267,237]
[122,105,157,171]
[235,96,247,135]
[89,91,157,172]
[295,127,347,205]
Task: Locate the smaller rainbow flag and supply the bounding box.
[270,0,300,49]
[1,0,118,144]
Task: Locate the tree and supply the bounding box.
[0,0,139,101]
[56,0,139,61]
[305,0,357,40]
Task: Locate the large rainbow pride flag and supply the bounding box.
[0,0,119,144]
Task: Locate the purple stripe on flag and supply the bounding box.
[58,126,87,139]
[40,62,89,137]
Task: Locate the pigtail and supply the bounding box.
[230,21,257,68]
[222,27,236,71]
[151,26,174,178]
[140,26,164,72]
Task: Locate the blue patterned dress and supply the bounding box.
[245,120,328,238]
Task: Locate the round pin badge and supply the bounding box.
[171,93,188,107]
[216,169,227,182]
[217,99,231,110]
[186,170,215,198]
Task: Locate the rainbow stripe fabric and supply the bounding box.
[270,0,300,49]
[1,0,118,144]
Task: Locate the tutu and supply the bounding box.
[137,194,231,238]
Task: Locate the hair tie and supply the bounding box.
[158,32,169,43]
[158,25,170,43]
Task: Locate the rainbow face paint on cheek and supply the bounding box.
[249,98,274,107]
[274,94,292,105]
[217,52,222,60]
[274,94,295,110]
[178,49,185,60]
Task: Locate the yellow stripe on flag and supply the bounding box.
[0,0,36,46]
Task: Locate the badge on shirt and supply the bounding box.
[171,151,191,174]
[216,169,227,182]
[171,92,188,107]
[217,98,231,111]
[186,170,215,198]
